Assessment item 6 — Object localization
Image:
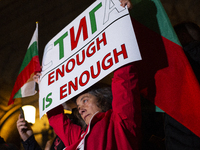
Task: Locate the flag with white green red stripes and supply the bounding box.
[8,22,41,105]
[130,0,200,137]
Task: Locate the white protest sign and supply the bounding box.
[39,0,141,117]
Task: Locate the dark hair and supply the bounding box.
[72,83,113,112]
[174,22,200,46]
[67,108,87,130]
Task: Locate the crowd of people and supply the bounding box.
[7,0,200,150]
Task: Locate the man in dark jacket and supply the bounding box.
[164,22,200,150]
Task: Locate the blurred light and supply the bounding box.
[22,105,36,124]
[64,109,72,114]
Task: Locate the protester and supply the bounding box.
[16,114,43,150]
[33,1,141,149]
[174,21,200,83]
[16,100,82,150]
[46,61,141,150]
[164,22,200,150]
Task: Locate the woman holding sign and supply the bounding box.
[47,60,141,150]
[39,1,141,149]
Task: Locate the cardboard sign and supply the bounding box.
[39,0,141,117]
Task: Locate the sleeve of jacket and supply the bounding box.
[111,62,141,132]
[47,105,83,147]
[22,135,41,150]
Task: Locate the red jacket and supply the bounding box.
[47,63,141,150]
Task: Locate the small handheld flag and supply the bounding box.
[8,22,41,105]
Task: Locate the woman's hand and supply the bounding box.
[33,72,42,84]
[120,0,133,9]
[16,114,33,141]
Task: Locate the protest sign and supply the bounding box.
[39,0,141,117]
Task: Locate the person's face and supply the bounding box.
[76,93,102,125]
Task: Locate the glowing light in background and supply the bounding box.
[22,105,36,124]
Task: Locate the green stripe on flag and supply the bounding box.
[13,88,22,98]
[18,41,38,74]
[130,0,180,46]
[129,0,200,137]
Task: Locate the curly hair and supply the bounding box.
[72,83,113,112]
[67,108,87,130]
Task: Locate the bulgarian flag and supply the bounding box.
[130,0,200,137]
[8,22,41,105]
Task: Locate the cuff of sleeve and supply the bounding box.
[47,105,64,119]
[21,134,36,146]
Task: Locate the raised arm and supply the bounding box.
[47,105,83,147]
[16,115,41,150]
[111,63,141,128]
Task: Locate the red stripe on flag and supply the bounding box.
[8,56,41,105]
[155,36,200,136]
[132,19,200,137]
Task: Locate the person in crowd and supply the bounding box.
[33,1,139,149]
[164,22,200,150]
[16,116,42,150]
[16,100,84,150]
[174,21,200,82]
[45,60,141,150]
